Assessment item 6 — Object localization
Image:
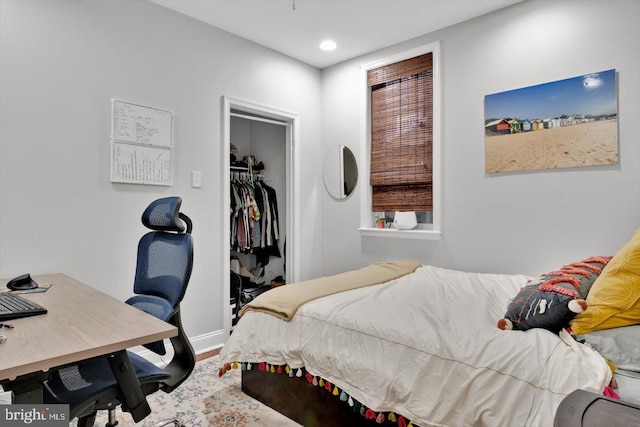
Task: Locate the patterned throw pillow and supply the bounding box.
[498,257,611,334]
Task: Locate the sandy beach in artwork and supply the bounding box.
[485,119,618,173]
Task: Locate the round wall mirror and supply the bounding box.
[323,145,358,199]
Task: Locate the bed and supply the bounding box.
[219,246,640,426]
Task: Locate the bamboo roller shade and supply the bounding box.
[368,53,433,212]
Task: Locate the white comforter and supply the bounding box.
[220,265,611,427]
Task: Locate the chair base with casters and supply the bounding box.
[42,197,196,427]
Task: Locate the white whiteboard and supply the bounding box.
[112,100,173,147]
[110,99,174,185]
[111,142,172,185]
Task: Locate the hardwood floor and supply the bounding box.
[196,347,221,362]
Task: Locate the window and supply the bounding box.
[360,43,441,238]
[369,52,433,213]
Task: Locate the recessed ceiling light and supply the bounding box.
[319,40,337,51]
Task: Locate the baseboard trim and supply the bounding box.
[133,329,227,366]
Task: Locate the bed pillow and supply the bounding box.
[577,325,640,372]
[497,256,611,334]
[571,228,640,335]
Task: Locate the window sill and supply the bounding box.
[359,227,441,240]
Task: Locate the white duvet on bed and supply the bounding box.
[220,265,611,427]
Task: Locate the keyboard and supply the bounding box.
[0,292,47,321]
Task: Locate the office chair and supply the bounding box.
[42,197,196,427]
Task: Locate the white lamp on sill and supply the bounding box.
[393,211,417,230]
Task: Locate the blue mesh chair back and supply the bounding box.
[128,197,193,355]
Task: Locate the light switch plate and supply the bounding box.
[191,171,202,188]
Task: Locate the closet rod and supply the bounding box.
[230,112,288,127]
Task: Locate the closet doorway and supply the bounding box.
[221,96,298,337]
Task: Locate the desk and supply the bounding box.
[0,273,177,417]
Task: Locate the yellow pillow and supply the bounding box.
[571,228,640,335]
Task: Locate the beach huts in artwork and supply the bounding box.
[484,118,511,135]
[484,114,616,136]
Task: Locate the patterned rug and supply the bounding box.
[74,355,301,426]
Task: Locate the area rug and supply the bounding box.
[74,355,301,426]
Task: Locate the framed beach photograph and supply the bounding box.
[484,69,618,174]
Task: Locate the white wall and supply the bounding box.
[0,0,322,353]
[321,0,640,277]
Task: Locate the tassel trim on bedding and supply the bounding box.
[219,362,416,426]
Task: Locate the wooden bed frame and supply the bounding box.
[243,368,640,427]
[242,369,400,427]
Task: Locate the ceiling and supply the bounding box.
[149,0,523,69]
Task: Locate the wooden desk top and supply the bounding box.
[0,273,177,381]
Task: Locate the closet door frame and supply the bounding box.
[221,95,299,337]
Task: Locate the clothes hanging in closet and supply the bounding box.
[230,175,281,258]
